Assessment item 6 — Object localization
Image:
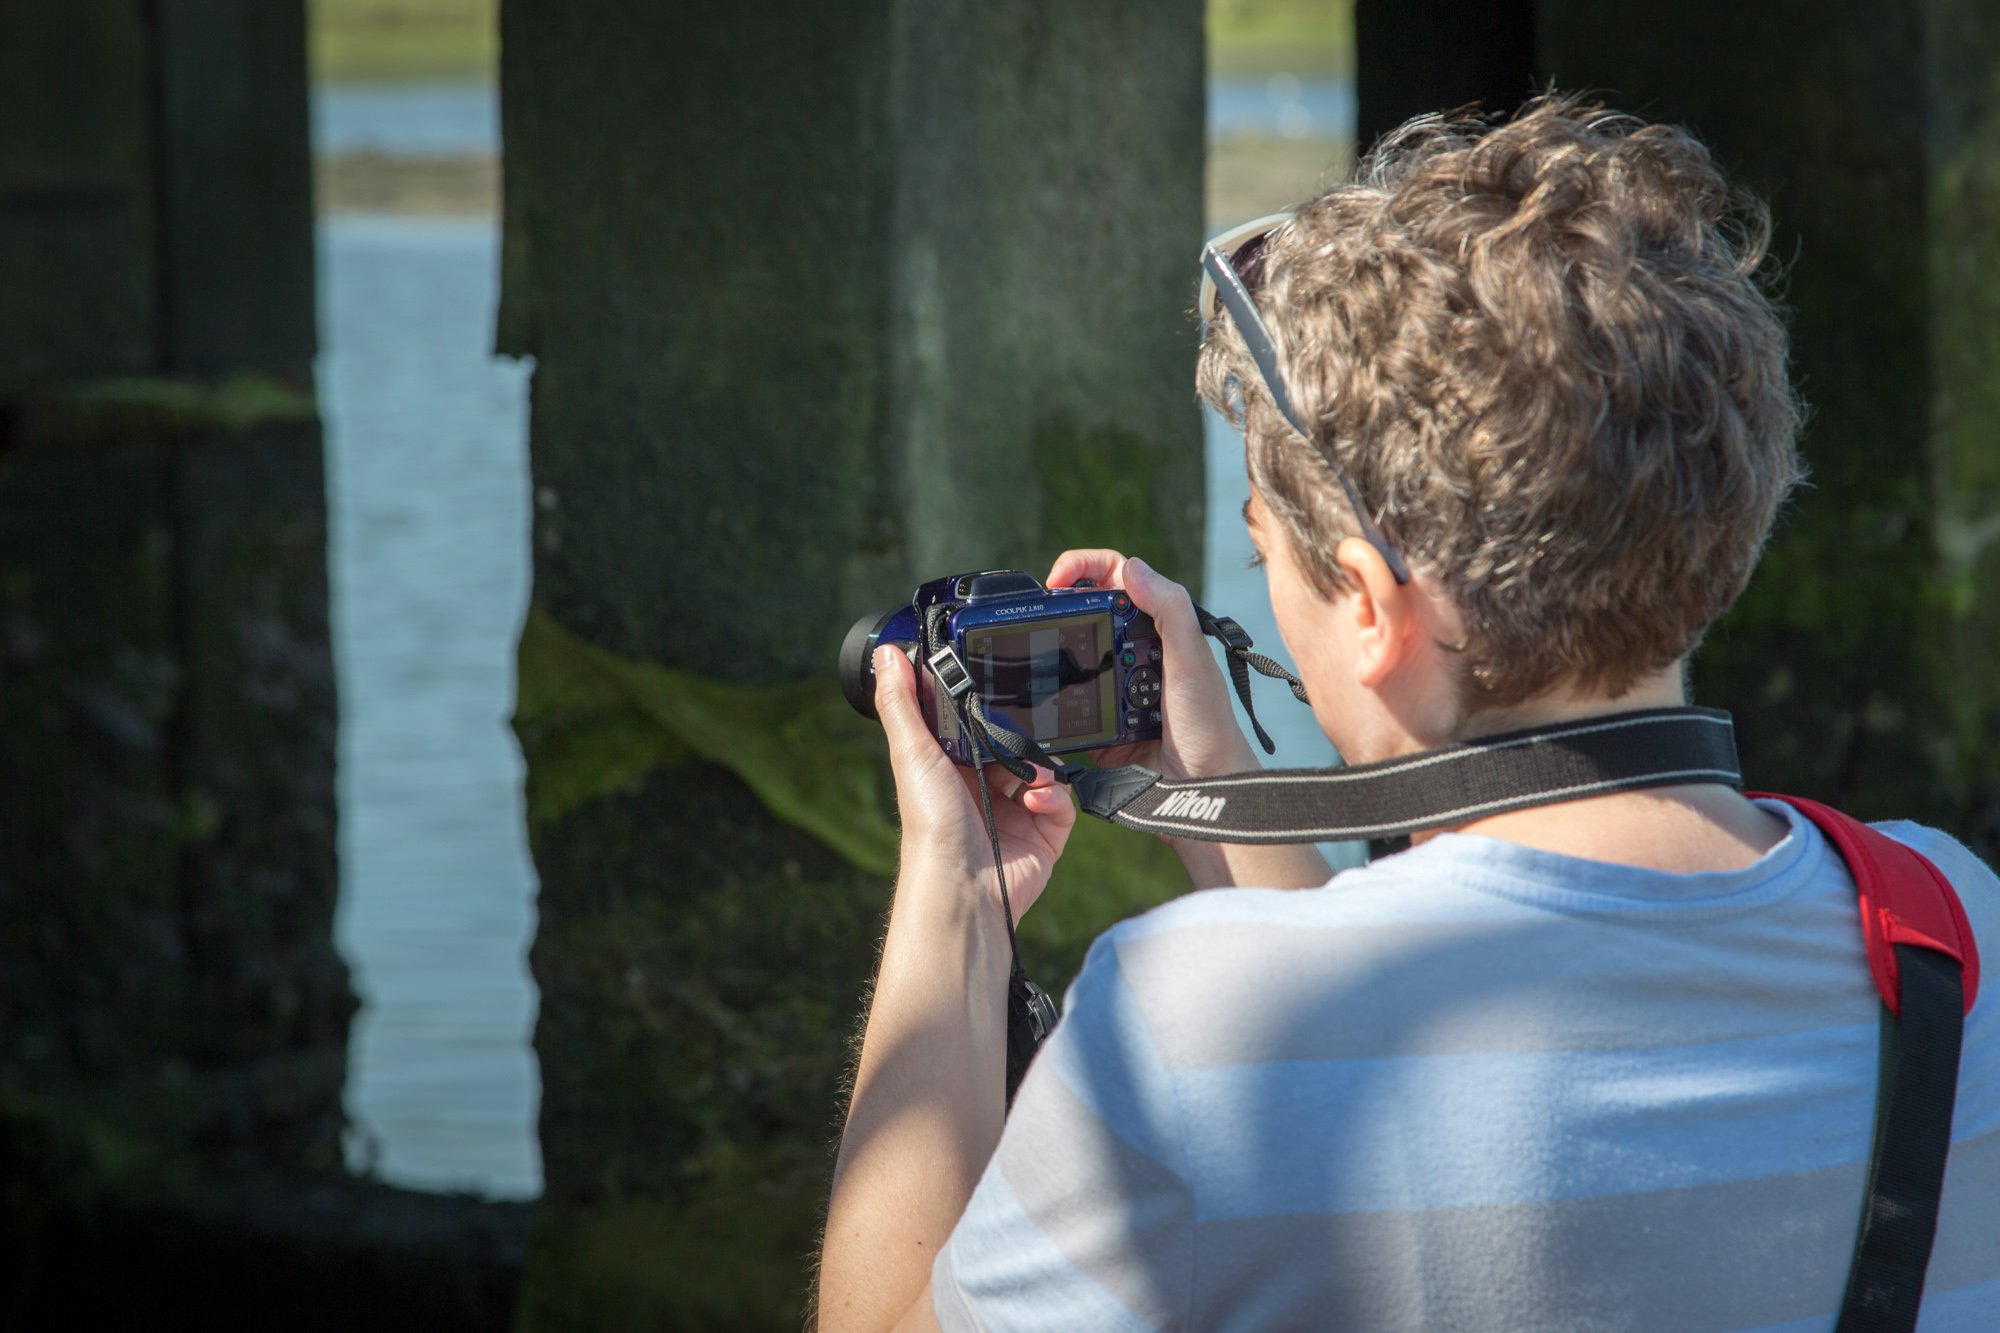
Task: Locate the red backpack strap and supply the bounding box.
[1755,793,1976,1331]
[1753,794,1981,1016]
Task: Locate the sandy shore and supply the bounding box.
[317,153,498,216]
[316,135,1351,230]
[1207,134,1351,228]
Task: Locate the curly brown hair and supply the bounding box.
[1197,95,1804,707]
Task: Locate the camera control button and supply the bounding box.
[1111,592,1132,616]
[1123,711,1142,730]
[1120,648,1137,667]
[1147,643,1162,665]
[1148,708,1161,724]
[1124,665,1162,709]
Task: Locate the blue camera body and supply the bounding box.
[839,570,1165,764]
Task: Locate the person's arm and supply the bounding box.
[818,647,1076,1333]
[1047,549,1330,891]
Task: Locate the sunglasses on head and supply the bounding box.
[1200,214,1411,585]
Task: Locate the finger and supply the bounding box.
[982,758,1063,804]
[1122,556,1206,658]
[1020,784,1074,818]
[872,645,943,769]
[1045,548,1127,591]
[982,763,1029,802]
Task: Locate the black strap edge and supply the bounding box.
[1296,706,1736,784]
[1118,768,1744,843]
[1071,765,1164,820]
[1836,943,1964,1333]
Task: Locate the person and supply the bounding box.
[815,98,2000,1332]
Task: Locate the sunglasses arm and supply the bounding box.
[1200,245,1412,585]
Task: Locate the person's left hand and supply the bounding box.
[1045,549,1264,783]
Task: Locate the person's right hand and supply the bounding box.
[1045,549,1263,783]
[1046,549,1330,891]
[873,644,1074,920]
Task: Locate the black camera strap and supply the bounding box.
[1069,706,1744,843]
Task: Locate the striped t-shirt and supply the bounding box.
[933,801,2000,1332]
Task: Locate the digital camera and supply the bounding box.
[839,570,1165,763]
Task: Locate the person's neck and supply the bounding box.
[1455,666,1686,740]
[1409,668,1790,874]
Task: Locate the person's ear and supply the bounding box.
[1335,536,1414,688]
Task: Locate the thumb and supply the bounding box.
[1124,556,1202,646]
[873,644,942,767]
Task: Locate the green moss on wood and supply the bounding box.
[519,1194,817,1333]
[516,608,899,873]
[10,375,318,450]
[1032,417,1175,581]
[1931,57,2000,851]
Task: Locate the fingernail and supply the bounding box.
[1127,556,1151,582]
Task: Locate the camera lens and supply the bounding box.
[839,608,901,720]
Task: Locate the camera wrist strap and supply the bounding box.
[1190,604,1310,756]
[923,602,1058,1106]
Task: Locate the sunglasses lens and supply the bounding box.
[1230,232,1273,293]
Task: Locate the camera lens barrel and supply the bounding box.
[838,608,901,720]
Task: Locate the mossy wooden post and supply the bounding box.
[498,0,1204,1325]
[0,0,356,1310]
[1536,1,2000,852]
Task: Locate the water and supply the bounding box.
[1208,75,1354,141]
[1202,408,1369,874]
[315,84,1359,1202]
[318,215,541,1199]
[314,83,501,157]
[313,79,1350,156]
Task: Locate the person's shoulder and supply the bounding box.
[1868,820,1999,901]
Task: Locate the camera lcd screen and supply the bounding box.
[967,612,1118,748]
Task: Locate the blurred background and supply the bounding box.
[3,1,1994,1329]
[314,0,1366,1214]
